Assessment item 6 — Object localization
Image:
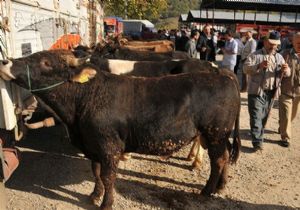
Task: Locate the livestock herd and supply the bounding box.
[0,38,241,210]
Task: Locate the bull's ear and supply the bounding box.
[71,67,97,83]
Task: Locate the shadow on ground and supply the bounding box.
[5,125,295,209]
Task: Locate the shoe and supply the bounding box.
[280,139,290,147]
[252,142,263,151]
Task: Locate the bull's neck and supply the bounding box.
[35,82,85,125]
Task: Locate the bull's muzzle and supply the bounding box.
[0,59,15,80]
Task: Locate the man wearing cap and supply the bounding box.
[241,30,257,92]
[243,31,291,151]
[279,32,300,147]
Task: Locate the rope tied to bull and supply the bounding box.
[26,65,65,92]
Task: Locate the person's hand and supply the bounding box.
[201,47,206,52]
[259,60,269,70]
[281,63,289,75]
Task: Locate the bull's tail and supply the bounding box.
[229,102,241,164]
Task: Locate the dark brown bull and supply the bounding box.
[0,50,241,210]
[90,57,235,169]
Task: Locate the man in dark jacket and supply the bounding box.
[197,25,216,61]
[175,30,189,51]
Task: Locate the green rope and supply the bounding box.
[26,65,65,92]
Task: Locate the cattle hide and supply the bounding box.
[91,42,190,61]
[0,50,241,210]
[91,58,219,77]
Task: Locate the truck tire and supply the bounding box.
[0,181,6,210]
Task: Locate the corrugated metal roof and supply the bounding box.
[187,9,300,25]
[223,0,300,5]
[201,0,300,12]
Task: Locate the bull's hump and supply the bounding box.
[108,60,137,75]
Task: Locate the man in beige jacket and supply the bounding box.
[279,32,300,147]
[243,31,291,151]
[241,30,257,91]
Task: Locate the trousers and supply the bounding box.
[248,90,274,143]
[279,94,300,140]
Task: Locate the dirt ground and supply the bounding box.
[2,91,299,210]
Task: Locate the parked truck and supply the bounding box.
[104,16,123,38]
[122,19,155,38]
[0,0,104,207]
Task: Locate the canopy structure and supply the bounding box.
[187,9,300,26]
[181,0,299,26]
[201,0,300,12]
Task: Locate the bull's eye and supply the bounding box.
[40,59,53,71]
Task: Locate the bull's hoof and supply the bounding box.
[200,188,213,197]
[191,160,201,171]
[100,206,112,210]
[186,154,195,161]
[89,193,102,206]
[159,155,170,161]
[215,187,226,194]
[216,182,226,193]
[120,153,132,161]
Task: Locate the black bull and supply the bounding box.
[0,50,241,210]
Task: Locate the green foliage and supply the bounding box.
[103,0,168,20]
[103,0,201,21]
[162,0,201,18]
[155,17,179,30]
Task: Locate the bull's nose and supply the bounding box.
[2,60,9,65]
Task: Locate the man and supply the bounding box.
[175,30,189,52]
[241,30,257,91]
[185,29,200,58]
[279,32,300,147]
[197,25,216,61]
[222,30,238,71]
[234,33,245,75]
[243,31,291,151]
[280,32,294,52]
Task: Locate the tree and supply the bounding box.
[161,0,201,18]
[103,0,168,20]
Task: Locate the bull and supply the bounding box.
[90,57,223,168]
[0,50,241,210]
[91,42,190,61]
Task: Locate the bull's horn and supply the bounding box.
[68,55,90,67]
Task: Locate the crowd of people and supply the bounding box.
[153,25,299,151]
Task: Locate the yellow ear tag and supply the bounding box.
[72,68,97,83]
[77,74,90,83]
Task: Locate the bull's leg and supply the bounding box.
[120,153,132,161]
[192,135,207,170]
[192,145,204,170]
[201,143,227,196]
[187,136,200,161]
[216,149,230,192]
[99,155,119,210]
[90,161,105,205]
